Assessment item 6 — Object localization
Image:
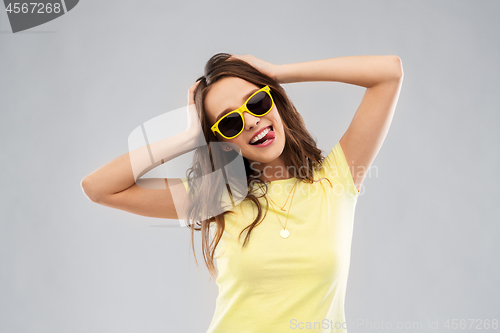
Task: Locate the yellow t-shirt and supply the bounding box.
[181,141,360,333]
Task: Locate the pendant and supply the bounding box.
[280,228,290,239]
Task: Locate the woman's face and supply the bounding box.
[204,77,286,165]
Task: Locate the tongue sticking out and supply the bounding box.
[251,128,275,145]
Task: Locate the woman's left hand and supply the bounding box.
[229,54,280,82]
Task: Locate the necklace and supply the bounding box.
[266,179,298,211]
[267,179,299,239]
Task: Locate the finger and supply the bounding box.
[189,80,200,92]
[228,55,242,61]
[187,81,200,104]
[188,92,195,105]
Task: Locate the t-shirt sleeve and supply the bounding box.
[180,177,189,192]
[176,177,228,235]
[321,141,360,197]
[176,177,189,227]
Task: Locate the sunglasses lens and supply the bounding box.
[247,91,272,115]
[219,112,243,138]
[215,89,272,138]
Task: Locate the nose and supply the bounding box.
[243,111,260,131]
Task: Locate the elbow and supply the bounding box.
[80,177,102,203]
[389,55,404,80]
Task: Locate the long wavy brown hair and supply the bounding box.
[185,53,325,279]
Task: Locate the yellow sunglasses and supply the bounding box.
[210,85,274,140]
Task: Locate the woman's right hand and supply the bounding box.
[186,80,204,143]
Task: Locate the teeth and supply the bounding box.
[250,127,271,144]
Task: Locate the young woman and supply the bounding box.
[81,53,403,332]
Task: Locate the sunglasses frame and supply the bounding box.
[210,85,274,140]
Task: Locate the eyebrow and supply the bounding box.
[215,88,260,122]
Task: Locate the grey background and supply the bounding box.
[1,0,499,332]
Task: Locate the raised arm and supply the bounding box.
[80,81,204,219]
[275,55,404,191]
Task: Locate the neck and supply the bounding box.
[248,155,293,183]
